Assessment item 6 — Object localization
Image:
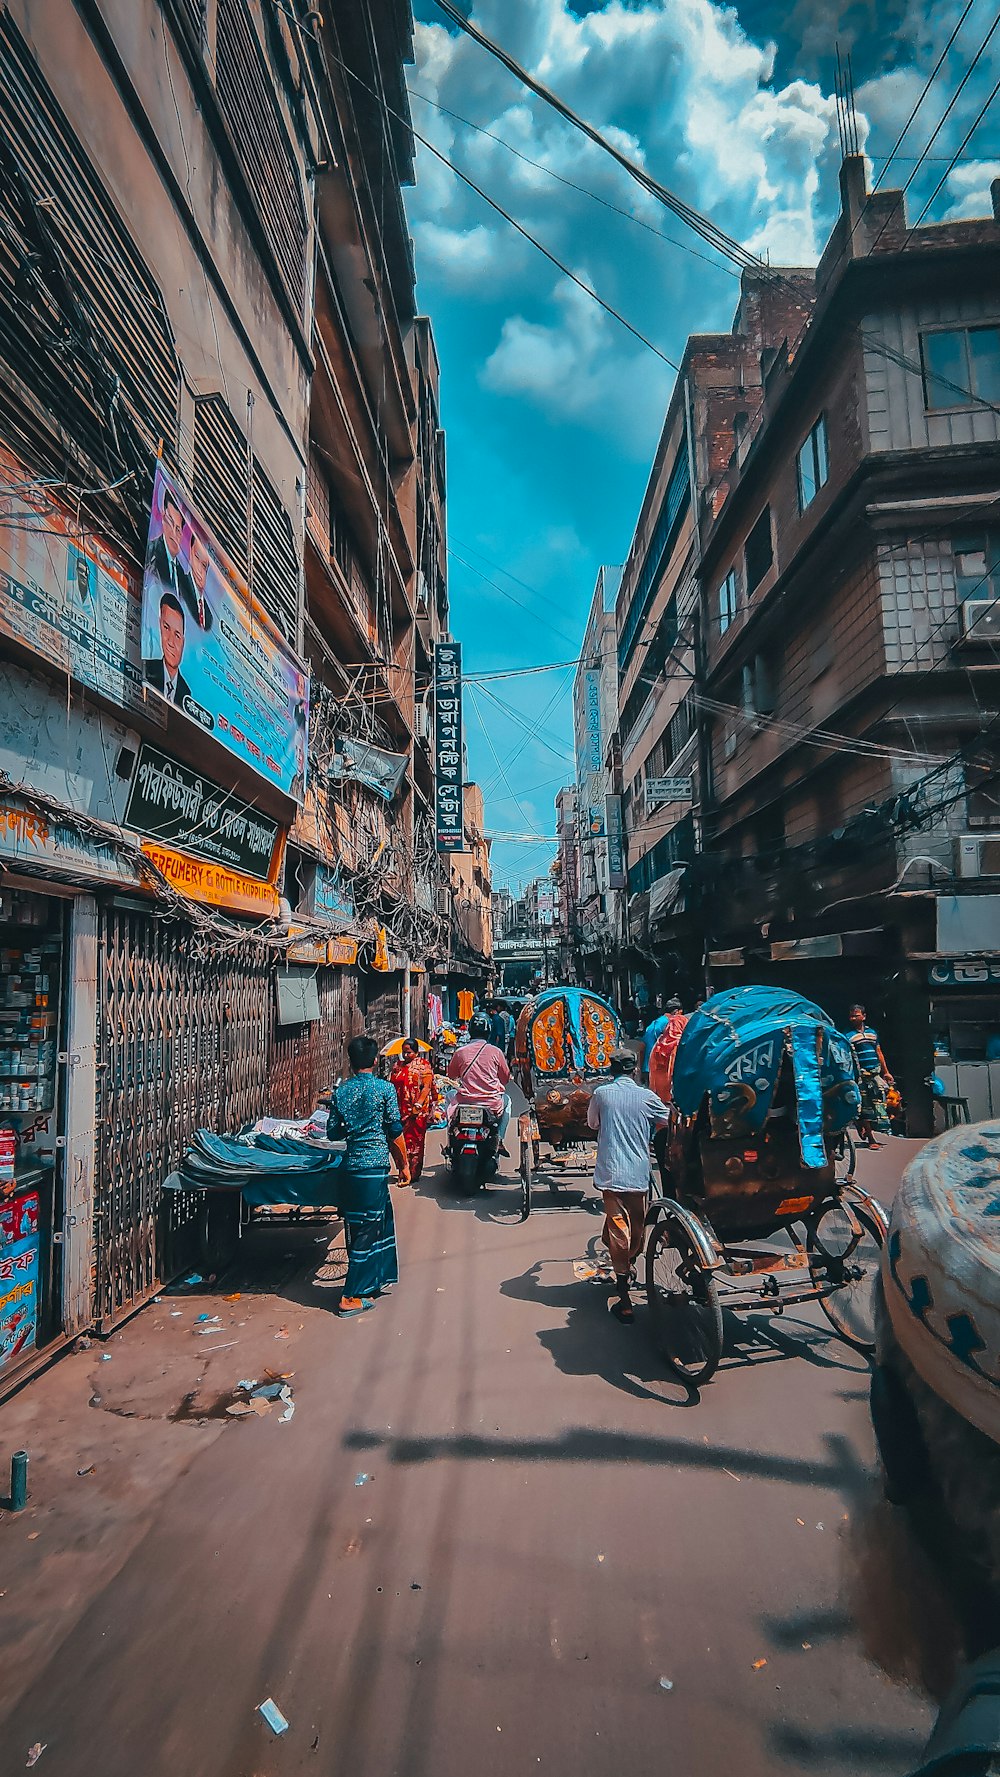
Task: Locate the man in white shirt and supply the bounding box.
[587,1047,670,1322]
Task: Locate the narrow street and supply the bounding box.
[0,1131,928,1777]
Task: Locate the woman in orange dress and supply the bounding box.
[390,1039,434,1180]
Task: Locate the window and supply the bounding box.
[797,415,829,511]
[718,568,738,633]
[921,326,1000,411]
[744,506,774,596]
[954,530,1000,604]
[741,653,776,717]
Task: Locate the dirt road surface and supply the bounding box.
[0,1132,929,1776]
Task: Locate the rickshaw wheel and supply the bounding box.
[644,1215,723,1386]
[519,1131,532,1221]
[807,1197,884,1351]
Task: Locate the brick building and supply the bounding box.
[697,158,1000,1129]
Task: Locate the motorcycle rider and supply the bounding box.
[448,1011,512,1157]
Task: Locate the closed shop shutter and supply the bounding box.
[95,906,272,1328]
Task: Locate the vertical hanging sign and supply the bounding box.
[434,641,465,852]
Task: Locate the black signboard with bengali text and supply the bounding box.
[123,744,281,881]
[434,641,465,852]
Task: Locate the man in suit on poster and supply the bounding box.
[144,592,191,707]
[147,488,196,614]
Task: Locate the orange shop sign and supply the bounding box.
[141,842,281,918]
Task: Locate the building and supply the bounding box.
[554,785,578,979]
[435,781,493,1017]
[570,565,622,994]
[612,279,814,1010]
[492,874,558,993]
[696,159,1000,1129]
[0,1,456,1392]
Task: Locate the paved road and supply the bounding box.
[0,1132,930,1776]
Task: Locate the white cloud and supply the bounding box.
[481,275,672,444]
[942,160,1000,220]
[413,220,517,286]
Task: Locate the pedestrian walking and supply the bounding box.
[844,1003,894,1147]
[587,1047,670,1322]
[390,1038,434,1181]
[327,1034,410,1315]
[642,998,669,1079]
[648,998,689,1104]
[851,1120,1000,1772]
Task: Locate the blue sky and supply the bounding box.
[405,0,1000,891]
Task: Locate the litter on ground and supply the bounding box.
[26,1745,46,1768]
[258,1698,289,1736]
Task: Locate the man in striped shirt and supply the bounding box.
[587,1048,670,1322]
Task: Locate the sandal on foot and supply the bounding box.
[338,1296,375,1317]
[610,1297,634,1324]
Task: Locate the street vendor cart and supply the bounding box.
[645,986,887,1385]
[514,986,622,1220]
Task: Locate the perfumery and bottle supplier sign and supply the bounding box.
[124,744,281,882]
[434,641,465,852]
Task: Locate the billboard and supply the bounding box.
[0,443,152,720]
[141,464,309,801]
[605,794,626,889]
[434,640,465,852]
[124,744,282,881]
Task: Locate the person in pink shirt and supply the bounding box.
[448,1012,512,1154]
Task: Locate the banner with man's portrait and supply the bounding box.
[141,463,309,801]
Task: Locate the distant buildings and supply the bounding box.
[563,157,1000,1129]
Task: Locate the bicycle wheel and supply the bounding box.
[644,1215,723,1386]
[808,1196,885,1351]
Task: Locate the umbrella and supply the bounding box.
[380,1036,432,1057]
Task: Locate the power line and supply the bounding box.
[427,0,771,278]
[405,84,741,281]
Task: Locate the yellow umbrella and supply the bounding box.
[380,1036,432,1057]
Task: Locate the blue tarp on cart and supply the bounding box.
[671,987,860,1169]
[163,1129,345,1208]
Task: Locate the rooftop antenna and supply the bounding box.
[834,44,862,159]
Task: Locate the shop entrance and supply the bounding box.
[0,888,67,1386]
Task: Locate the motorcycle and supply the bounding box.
[447,1102,501,1194]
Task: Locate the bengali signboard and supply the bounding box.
[0,442,153,720]
[0,796,140,890]
[124,744,281,882]
[605,794,626,889]
[434,640,465,852]
[141,463,309,800]
[0,1190,39,1372]
[928,959,1000,987]
[141,842,282,919]
[584,670,603,773]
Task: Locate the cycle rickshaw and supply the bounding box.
[514,986,622,1220]
[645,987,888,1385]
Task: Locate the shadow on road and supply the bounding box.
[767,1721,925,1770]
[721,1309,869,1377]
[342,1420,870,1492]
[498,1245,698,1405]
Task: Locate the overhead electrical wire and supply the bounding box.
[427,0,771,277]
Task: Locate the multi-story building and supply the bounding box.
[0,1,455,1390]
[554,785,578,979]
[571,565,622,994]
[696,160,1000,1127]
[439,781,493,1015]
[613,278,813,1004]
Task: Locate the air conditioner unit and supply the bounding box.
[414,705,430,742]
[958,598,1000,644]
[956,834,1000,878]
[435,884,452,915]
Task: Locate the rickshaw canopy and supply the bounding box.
[672,987,860,1169]
[516,986,622,1080]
